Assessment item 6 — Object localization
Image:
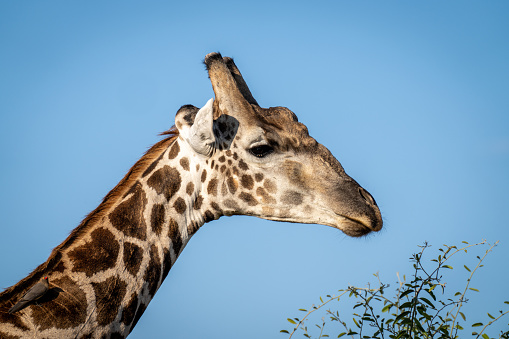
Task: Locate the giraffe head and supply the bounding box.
[175,53,382,237]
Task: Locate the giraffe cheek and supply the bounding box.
[281,190,304,206]
[256,187,277,205]
[262,206,275,216]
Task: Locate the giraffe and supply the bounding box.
[0,52,382,338]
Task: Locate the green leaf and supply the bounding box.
[482,334,489,339]
[381,304,392,313]
[425,288,437,301]
[353,318,360,328]
[419,297,435,308]
[464,265,471,272]
[399,301,413,309]
[400,289,413,299]
[394,311,411,323]
[280,330,289,333]
[337,333,346,338]
[472,322,483,327]
[414,318,425,332]
[459,311,466,321]
[488,313,495,319]
[462,241,469,244]
[287,318,297,325]
[442,265,453,269]
[298,308,307,312]
[469,288,479,292]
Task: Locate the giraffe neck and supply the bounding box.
[0,133,219,338]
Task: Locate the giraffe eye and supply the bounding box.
[248,145,274,158]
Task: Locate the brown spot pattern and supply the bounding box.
[168,218,182,255]
[211,202,221,211]
[282,190,304,205]
[130,302,148,334]
[263,179,277,194]
[224,199,239,210]
[123,242,144,276]
[201,169,207,183]
[204,210,215,222]
[180,157,190,171]
[68,227,120,277]
[144,245,162,298]
[147,166,181,201]
[187,221,199,235]
[194,195,203,210]
[254,173,264,182]
[186,182,194,195]
[238,159,249,170]
[168,141,180,159]
[240,192,258,206]
[109,183,147,240]
[121,293,139,327]
[53,260,66,273]
[32,276,87,330]
[92,276,127,326]
[218,155,226,162]
[173,197,186,214]
[256,187,276,204]
[207,178,218,196]
[161,247,172,280]
[227,177,238,194]
[150,204,165,236]
[0,306,30,331]
[241,175,254,189]
[284,160,307,188]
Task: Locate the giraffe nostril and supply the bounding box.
[359,187,376,206]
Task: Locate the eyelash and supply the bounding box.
[248,145,274,158]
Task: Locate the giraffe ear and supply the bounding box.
[177,98,215,156]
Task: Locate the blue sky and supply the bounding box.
[1,1,508,338]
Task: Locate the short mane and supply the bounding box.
[0,127,179,303]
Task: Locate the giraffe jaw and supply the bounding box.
[258,213,380,238]
[333,215,379,237]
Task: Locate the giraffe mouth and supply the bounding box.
[335,215,377,237]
